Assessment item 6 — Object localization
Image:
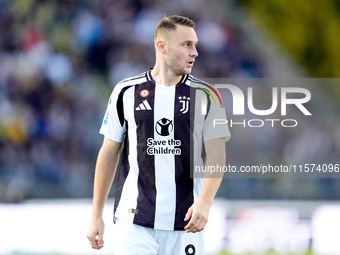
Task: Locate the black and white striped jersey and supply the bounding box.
[100,70,231,231]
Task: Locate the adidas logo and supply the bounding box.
[136,100,152,110]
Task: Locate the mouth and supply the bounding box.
[187,60,195,67]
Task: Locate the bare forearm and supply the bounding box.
[200,177,223,206]
[88,138,121,250]
[200,138,226,205]
[91,139,121,218]
[200,158,225,205]
[184,138,226,233]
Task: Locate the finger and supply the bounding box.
[88,234,104,250]
[95,238,104,249]
[184,217,194,231]
[196,218,207,232]
[184,207,193,222]
[97,233,104,249]
[185,215,200,233]
[87,235,99,249]
[187,215,208,233]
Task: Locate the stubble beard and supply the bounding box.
[165,50,191,76]
[165,61,187,77]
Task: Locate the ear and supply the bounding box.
[156,40,166,54]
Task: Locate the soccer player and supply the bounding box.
[87,15,231,255]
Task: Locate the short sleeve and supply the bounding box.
[99,86,126,143]
[203,91,231,142]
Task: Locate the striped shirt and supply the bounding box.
[100,70,230,230]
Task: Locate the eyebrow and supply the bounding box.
[181,40,198,45]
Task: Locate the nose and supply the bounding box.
[191,45,198,57]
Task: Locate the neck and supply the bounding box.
[150,61,183,86]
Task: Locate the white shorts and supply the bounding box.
[112,219,205,255]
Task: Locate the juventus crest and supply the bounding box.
[179,96,190,114]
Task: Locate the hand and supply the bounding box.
[184,198,210,233]
[87,217,105,250]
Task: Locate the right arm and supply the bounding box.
[87,137,122,250]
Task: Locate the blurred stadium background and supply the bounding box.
[0,0,340,254]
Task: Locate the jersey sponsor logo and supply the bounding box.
[140,89,149,97]
[146,118,181,155]
[179,96,190,114]
[146,137,181,155]
[155,118,173,136]
[136,100,152,110]
[103,110,109,124]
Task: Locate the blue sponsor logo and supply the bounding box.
[103,111,109,125]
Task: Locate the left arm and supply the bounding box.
[184,137,226,233]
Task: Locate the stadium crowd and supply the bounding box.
[1,0,339,203]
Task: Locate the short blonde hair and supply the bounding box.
[154,15,195,40]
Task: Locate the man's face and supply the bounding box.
[164,25,198,76]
